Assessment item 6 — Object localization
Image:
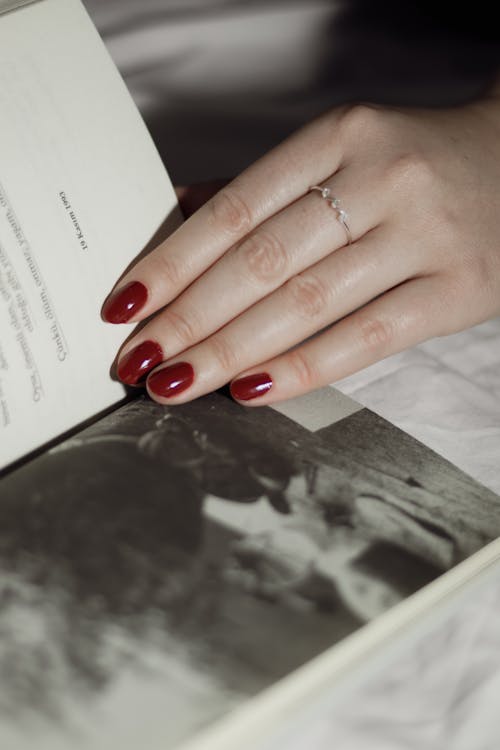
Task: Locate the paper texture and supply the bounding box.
[0,0,180,469]
[1,391,499,750]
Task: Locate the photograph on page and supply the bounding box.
[1,391,498,750]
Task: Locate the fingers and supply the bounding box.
[102,99,500,409]
[115,165,389,380]
[101,109,350,324]
[229,275,444,405]
[136,228,419,402]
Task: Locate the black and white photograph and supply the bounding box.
[1,391,499,750]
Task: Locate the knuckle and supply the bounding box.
[359,316,395,354]
[164,307,201,348]
[240,230,288,284]
[153,251,183,291]
[287,348,317,389]
[338,103,385,138]
[285,272,330,320]
[432,205,461,244]
[440,255,494,326]
[208,185,252,236]
[387,152,435,192]
[434,277,468,334]
[209,335,240,372]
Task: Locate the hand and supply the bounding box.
[102,88,500,406]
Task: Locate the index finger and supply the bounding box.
[102,107,349,324]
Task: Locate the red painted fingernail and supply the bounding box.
[148,362,194,398]
[230,372,273,401]
[102,281,148,323]
[117,340,163,385]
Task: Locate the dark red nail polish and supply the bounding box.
[117,340,163,385]
[147,362,194,398]
[230,372,273,401]
[102,281,148,323]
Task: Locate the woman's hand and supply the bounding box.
[102,89,500,406]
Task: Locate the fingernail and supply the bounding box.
[230,372,273,401]
[148,362,194,398]
[117,340,163,385]
[102,281,148,323]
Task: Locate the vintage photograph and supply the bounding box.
[0,392,499,749]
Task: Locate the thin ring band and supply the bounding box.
[309,185,353,245]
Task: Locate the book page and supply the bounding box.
[0,388,498,750]
[0,0,180,470]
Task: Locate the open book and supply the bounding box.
[1,1,500,749]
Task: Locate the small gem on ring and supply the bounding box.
[309,185,352,245]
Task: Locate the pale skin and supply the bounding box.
[103,79,500,405]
